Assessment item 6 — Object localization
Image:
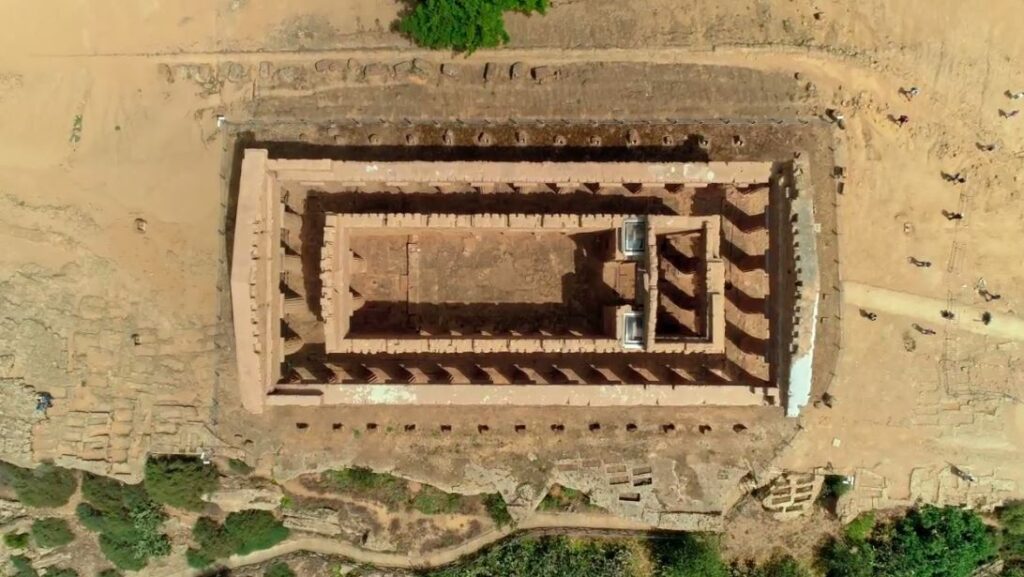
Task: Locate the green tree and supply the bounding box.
[186,548,216,570]
[10,555,39,577]
[999,502,1024,563]
[878,505,996,577]
[264,562,295,577]
[77,473,171,570]
[189,510,289,565]
[426,536,643,577]
[748,556,812,577]
[821,506,996,577]
[96,570,123,577]
[224,510,290,555]
[4,531,30,548]
[844,512,876,543]
[0,462,77,508]
[143,455,219,511]
[1001,502,1024,536]
[651,534,730,577]
[31,518,74,548]
[41,569,78,577]
[483,493,513,528]
[398,0,549,53]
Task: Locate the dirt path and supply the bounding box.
[162,512,654,576]
[844,281,1024,341]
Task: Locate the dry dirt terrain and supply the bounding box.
[1,0,1023,574]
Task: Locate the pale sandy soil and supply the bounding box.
[1,0,1023,572]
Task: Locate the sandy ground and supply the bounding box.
[1,0,1024,570]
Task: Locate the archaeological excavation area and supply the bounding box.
[231,147,820,417]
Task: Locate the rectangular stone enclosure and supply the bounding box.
[230,149,819,415]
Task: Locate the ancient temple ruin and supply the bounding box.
[231,150,818,415]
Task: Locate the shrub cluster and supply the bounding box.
[30,518,74,549]
[264,562,296,577]
[0,462,77,508]
[398,0,548,53]
[482,493,513,528]
[187,510,289,568]
[76,473,171,570]
[999,502,1024,574]
[144,455,219,511]
[4,531,30,549]
[427,535,644,577]
[821,505,997,577]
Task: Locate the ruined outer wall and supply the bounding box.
[264,159,773,188]
[784,160,820,417]
[231,149,283,414]
[266,383,770,407]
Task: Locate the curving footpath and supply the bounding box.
[167,513,656,576]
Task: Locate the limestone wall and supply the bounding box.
[264,158,774,188]
[230,149,284,414]
[266,383,770,407]
[784,160,820,417]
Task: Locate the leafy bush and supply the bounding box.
[31,518,74,548]
[843,512,875,542]
[1001,502,1024,536]
[999,502,1024,562]
[96,570,123,577]
[4,531,30,548]
[189,510,290,564]
[742,556,812,577]
[538,486,603,513]
[144,455,219,511]
[483,493,513,528]
[227,458,254,475]
[320,467,411,510]
[398,0,549,53]
[820,475,853,501]
[41,569,78,577]
[186,547,216,569]
[264,562,296,577]
[413,486,463,515]
[821,506,996,577]
[0,462,77,508]
[10,555,38,577]
[225,510,290,555]
[651,534,729,577]
[77,473,171,570]
[425,536,644,577]
[98,534,152,572]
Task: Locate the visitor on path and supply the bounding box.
[908,257,932,268]
[978,142,998,152]
[1000,109,1020,118]
[943,171,967,184]
[981,312,993,325]
[900,86,920,100]
[942,210,964,221]
[912,323,937,335]
[980,288,1002,302]
[859,309,878,321]
[941,310,956,320]
[1009,91,1024,100]
[894,114,910,127]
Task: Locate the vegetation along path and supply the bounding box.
[168,513,656,576]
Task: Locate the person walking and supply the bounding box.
[909,257,932,268]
